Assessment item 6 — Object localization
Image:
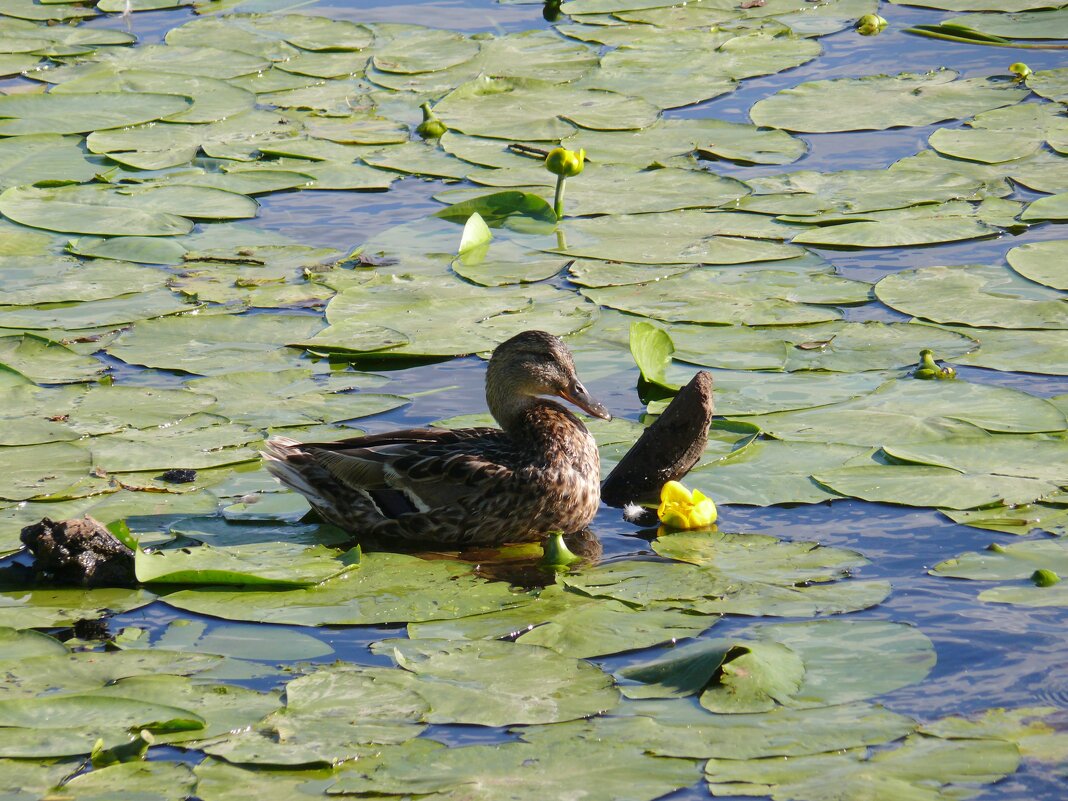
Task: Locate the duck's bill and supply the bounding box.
[561,385,612,421]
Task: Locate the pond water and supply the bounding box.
[0,0,1067,799]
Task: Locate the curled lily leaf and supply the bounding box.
[1009,62,1033,82]
[545,146,586,219]
[1032,569,1061,587]
[657,480,717,530]
[540,530,581,568]
[913,349,957,380]
[416,102,447,139]
[855,14,888,36]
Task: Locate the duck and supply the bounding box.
[261,330,611,547]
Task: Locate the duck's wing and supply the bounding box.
[297,427,513,515]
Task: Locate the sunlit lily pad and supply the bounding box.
[0,184,257,236]
[1006,240,1068,290]
[0,695,204,758]
[0,289,193,332]
[161,551,533,626]
[668,320,977,372]
[408,584,717,658]
[706,734,1018,800]
[0,587,156,630]
[942,502,1068,537]
[518,698,916,760]
[328,736,700,801]
[740,379,1066,446]
[371,638,618,725]
[582,262,869,326]
[135,540,357,587]
[434,75,660,140]
[1022,192,1068,222]
[949,8,1068,39]
[875,264,1068,329]
[52,761,196,801]
[920,705,1068,763]
[750,70,1028,133]
[0,334,106,384]
[933,538,1068,582]
[0,91,189,135]
[107,313,322,375]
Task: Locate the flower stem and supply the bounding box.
[554,175,566,219]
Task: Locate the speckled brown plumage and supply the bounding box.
[262,331,610,546]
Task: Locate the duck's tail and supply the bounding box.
[261,437,383,535]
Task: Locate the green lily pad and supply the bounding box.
[135,540,357,587]
[564,116,806,166]
[750,70,1028,133]
[0,289,193,332]
[161,551,533,626]
[619,638,806,714]
[563,534,888,618]
[1022,191,1068,222]
[372,26,479,74]
[0,257,166,306]
[741,379,1066,446]
[328,736,700,801]
[928,102,1066,165]
[455,162,750,217]
[949,8,1068,39]
[0,695,204,758]
[875,264,1068,329]
[668,320,977,372]
[706,734,1019,800]
[1027,67,1068,103]
[933,539,1068,581]
[1006,240,1068,290]
[942,502,1068,537]
[588,30,820,110]
[66,236,188,265]
[371,638,618,725]
[0,587,156,630]
[0,626,66,660]
[689,439,870,505]
[107,313,322,375]
[921,706,1068,764]
[0,134,98,188]
[0,91,189,136]
[814,463,1060,510]
[789,202,1004,248]
[186,369,404,429]
[52,68,254,125]
[582,261,869,326]
[0,440,92,500]
[130,618,333,661]
[918,322,1068,375]
[553,210,803,264]
[53,761,196,801]
[434,75,660,140]
[518,698,916,760]
[0,184,257,236]
[408,583,717,658]
[0,756,78,799]
[0,334,106,383]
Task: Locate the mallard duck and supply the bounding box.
[262,330,611,546]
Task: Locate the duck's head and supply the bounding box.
[486,330,611,425]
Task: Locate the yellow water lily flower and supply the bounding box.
[657,480,717,530]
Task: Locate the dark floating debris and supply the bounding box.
[601,371,714,511]
[159,468,197,484]
[20,516,135,587]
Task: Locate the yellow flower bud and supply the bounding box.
[544,146,585,178]
[657,480,717,530]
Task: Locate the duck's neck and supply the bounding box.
[487,386,579,439]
